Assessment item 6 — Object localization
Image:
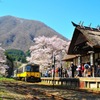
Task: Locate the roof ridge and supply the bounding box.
[72,21,100,32]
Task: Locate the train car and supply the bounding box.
[14,63,41,82]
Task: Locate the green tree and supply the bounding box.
[5,49,27,77]
[25,50,31,57]
[5,49,27,63]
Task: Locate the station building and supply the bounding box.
[65,22,100,77]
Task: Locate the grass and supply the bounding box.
[0,77,14,81]
[0,77,29,100]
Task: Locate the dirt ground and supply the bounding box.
[0,78,100,100]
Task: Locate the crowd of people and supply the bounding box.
[70,62,100,77]
[43,62,100,78]
[70,62,90,77]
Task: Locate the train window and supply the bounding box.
[26,65,31,72]
[17,67,23,73]
[31,65,39,72]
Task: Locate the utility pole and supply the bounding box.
[52,54,55,89]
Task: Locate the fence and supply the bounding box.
[41,77,100,89]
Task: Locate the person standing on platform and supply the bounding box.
[70,62,75,77]
[96,65,100,77]
[84,63,90,77]
[76,64,82,77]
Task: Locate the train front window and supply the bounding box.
[26,66,31,72]
[31,65,39,72]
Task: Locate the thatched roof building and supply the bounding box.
[65,22,100,77]
[68,22,100,55]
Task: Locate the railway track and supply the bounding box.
[31,88,69,100]
[0,81,69,100]
[0,80,100,100]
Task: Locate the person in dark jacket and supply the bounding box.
[70,62,75,77]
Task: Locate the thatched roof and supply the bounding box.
[68,22,100,54]
[77,27,100,47]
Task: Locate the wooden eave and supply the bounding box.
[62,54,77,61]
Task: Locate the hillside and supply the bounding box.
[0,16,69,52]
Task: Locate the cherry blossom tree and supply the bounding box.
[27,36,70,72]
[0,46,8,76]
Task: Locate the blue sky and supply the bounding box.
[0,0,100,40]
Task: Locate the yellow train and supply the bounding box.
[14,63,41,82]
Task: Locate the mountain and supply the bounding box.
[0,15,69,52]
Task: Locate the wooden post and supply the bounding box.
[90,51,94,77]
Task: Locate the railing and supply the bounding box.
[41,77,80,89]
[41,77,100,89]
